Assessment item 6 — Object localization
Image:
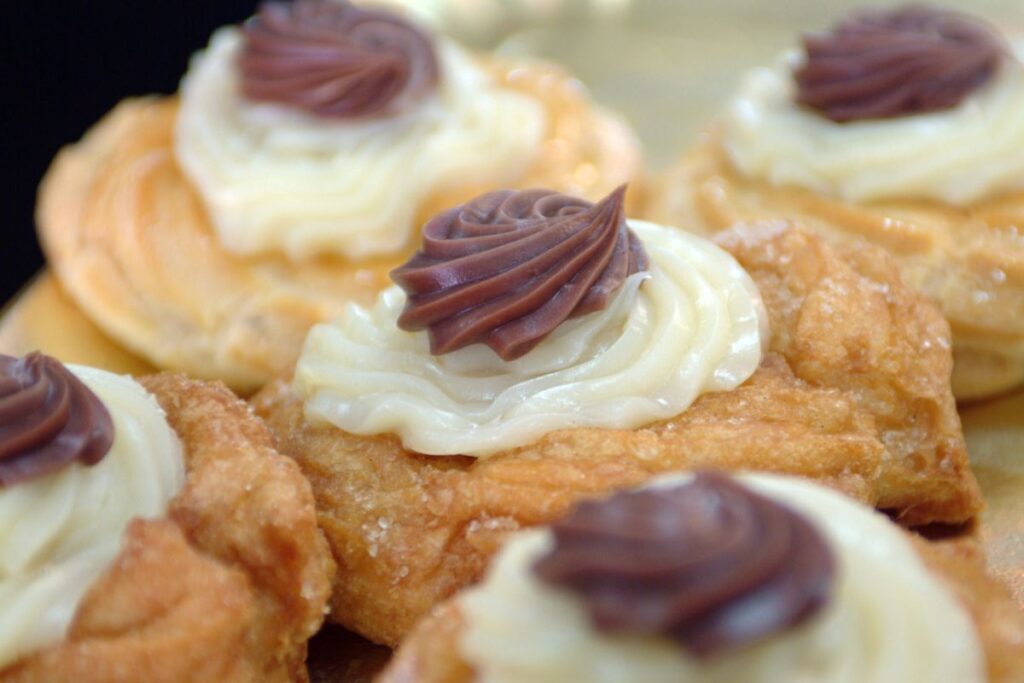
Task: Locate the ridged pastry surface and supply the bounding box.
[0,374,334,682]
[649,133,1024,400]
[254,223,980,646]
[37,55,642,392]
[0,366,184,670]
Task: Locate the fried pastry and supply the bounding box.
[379,472,1024,683]
[253,187,979,646]
[647,5,1024,400]
[37,0,642,393]
[0,355,333,682]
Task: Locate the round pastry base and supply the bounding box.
[9,3,1024,677]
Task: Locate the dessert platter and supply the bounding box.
[1,1,1023,681]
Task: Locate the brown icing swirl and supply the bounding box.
[390,186,648,360]
[795,5,1008,123]
[533,471,836,658]
[0,353,114,487]
[238,0,440,119]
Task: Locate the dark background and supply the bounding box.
[4,1,255,302]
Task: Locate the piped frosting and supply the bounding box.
[458,473,986,682]
[0,353,113,487]
[795,5,1008,122]
[239,0,439,120]
[534,471,835,657]
[295,214,767,456]
[391,187,647,360]
[0,363,185,668]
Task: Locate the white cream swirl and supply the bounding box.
[294,220,767,456]
[0,367,186,669]
[459,473,986,683]
[723,44,1024,205]
[176,27,545,261]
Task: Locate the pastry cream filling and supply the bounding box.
[176,28,545,261]
[459,473,986,683]
[723,44,1024,205]
[295,220,767,456]
[0,368,186,668]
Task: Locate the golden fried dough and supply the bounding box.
[1,375,334,682]
[36,58,642,394]
[915,538,1024,683]
[647,134,1024,400]
[253,222,980,646]
[377,537,1024,683]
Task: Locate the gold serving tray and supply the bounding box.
[3,2,1022,680]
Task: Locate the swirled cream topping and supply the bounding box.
[391,187,647,360]
[176,12,545,261]
[294,212,766,457]
[795,6,1007,123]
[533,471,835,658]
[459,473,985,683]
[723,20,1024,204]
[0,353,114,486]
[239,0,440,120]
[0,363,186,669]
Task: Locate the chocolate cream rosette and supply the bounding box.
[253,185,980,646]
[648,4,1024,400]
[0,353,332,682]
[380,472,1024,683]
[37,0,641,393]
